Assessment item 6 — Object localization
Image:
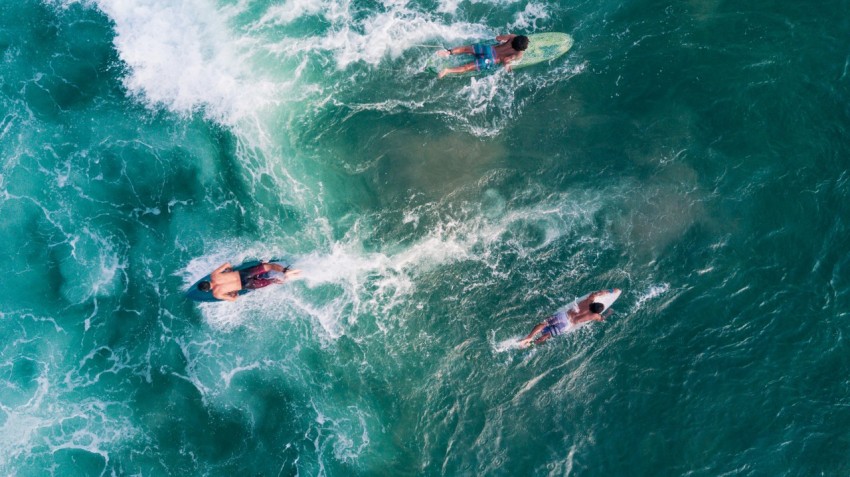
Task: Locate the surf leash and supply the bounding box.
[411,44,448,50]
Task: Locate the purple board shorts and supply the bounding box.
[542,310,570,336]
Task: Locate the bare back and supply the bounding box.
[493,35,524,66]
[210,263,242,301]
[567,290,609,324]
[493,43,522,63]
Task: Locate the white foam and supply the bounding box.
[63,346,130,390]
[633,283,669,312]
[435,54,584,138]
[258,0,488,68]
[254,0,329,26]
[0,365,137,471]
[437,0,524,14]
[0,374,50,467]
[221,361,260,388]
[59,228,124,304]
[171,337,216,400]
[306,398,372,464]
[85,0,282,125]
[315,17,486,69]
[288,190,603,335]
[507,2,550,31]
[492,336,528,353]
[458,74,513,117]
[515,371,548,398]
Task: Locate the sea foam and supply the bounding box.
[86,0,280,125]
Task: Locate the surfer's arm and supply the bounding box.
[586,310,610,323]
[496,34,516,43]
[212,289,237,302]
[582,290,607,305]
[570,312,597,325]
[211,262,232,278]
[501,52,523,71]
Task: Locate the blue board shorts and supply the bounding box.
[542,310,570,336]
[473,44,496,70]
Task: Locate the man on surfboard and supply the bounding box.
[198,262,301,302]
[436,34,529,79]
[519,288,620,346]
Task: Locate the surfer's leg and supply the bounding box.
[438,45,474,57]
[244,277,274,289]
[438,62,478,78]
[239,264,267,280]
[533,333,552,345]
[519,322,547,344]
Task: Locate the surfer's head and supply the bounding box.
[512,35,529,51]
[590,302,604,314]
[198,281,211,292]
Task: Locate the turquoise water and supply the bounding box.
[1,0,849,474]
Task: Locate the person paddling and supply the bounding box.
[198,262,301,302]
[436,34,529,79]
[519,288,620,346]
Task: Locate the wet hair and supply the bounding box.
[590,302,604,314]
[511,35,529,51]
[198,281,211,292]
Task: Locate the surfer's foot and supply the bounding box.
[285,269,303,279]
[437,69,448,79]
[437,49,451,57]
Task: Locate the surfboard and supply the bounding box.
[185,259,287,303]
[427,32,574,76]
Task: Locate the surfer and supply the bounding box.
[198,262,302,302]
[436,34,529,79]
[518,288,620,346]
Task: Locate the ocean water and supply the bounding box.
[1,0,849,474]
